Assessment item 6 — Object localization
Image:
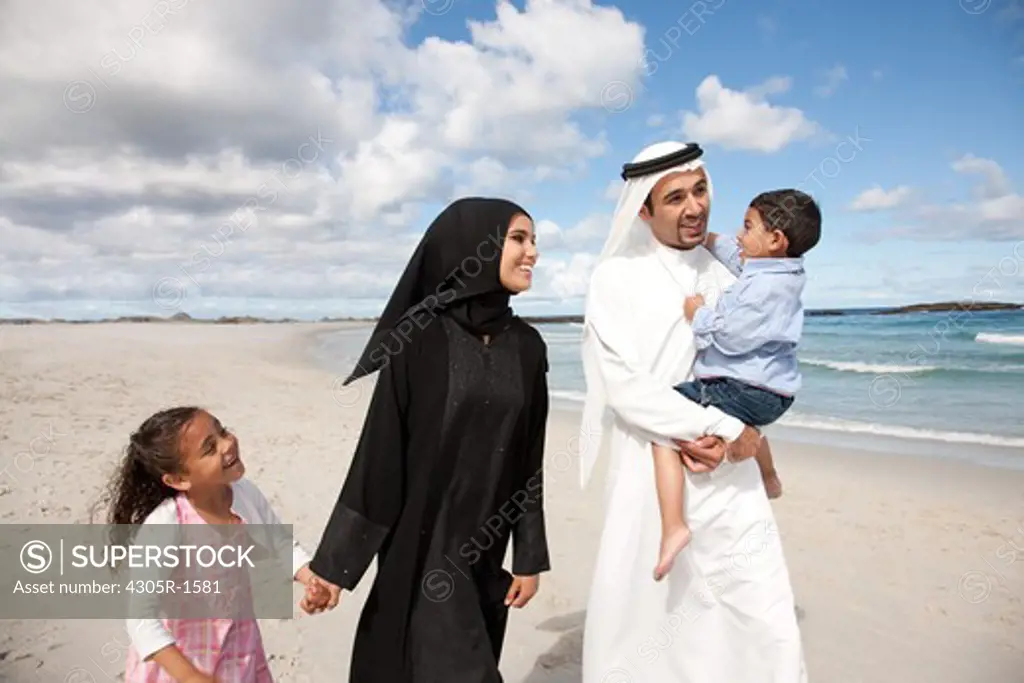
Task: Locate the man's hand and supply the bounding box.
[683,295,705,322]
[674,435,725,473]
[505,575,539,608]
[725,425,762,463]
[674,426,762,473]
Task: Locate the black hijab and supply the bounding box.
[344,196,532,385]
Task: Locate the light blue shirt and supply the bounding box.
[690,238,805,396]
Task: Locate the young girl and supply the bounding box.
[102,405,326,682]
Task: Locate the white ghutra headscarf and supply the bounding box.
[598,141,713,261]
[578,141,713,488]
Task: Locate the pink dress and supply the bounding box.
[125,495,274,682]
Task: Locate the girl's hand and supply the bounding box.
[504,574,539,608]
[149,645,219,683]
[182,674,218,683]
[294,563,317,587]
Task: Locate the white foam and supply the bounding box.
[541,333,584,345]
[975,332,1024,346]
[802,359,937,374]
[775,413,1024,448]
[547,390,1024,448]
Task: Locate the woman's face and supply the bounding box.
[499,213,538,293]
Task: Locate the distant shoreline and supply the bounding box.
[0,300,1020,325]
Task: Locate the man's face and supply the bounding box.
[638,168,711,250]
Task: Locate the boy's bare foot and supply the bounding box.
[763,471,783,499]
[654,525,692,581]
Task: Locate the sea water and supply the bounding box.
[315,308,1024,470]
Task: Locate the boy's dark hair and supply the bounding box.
[749,189,821,257]
[97,406,202,546]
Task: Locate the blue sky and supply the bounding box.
[1,0,1022,319]
[522,0,1024,311]
[423,0,1024,312]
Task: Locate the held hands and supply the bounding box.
[504,574,539,608]
[683,294,705,322]
[295,566,540,613]
[299,577,339,615]
[295,565,341,615]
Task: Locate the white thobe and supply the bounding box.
[579,238,808,683]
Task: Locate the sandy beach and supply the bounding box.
[1,322,1022,683]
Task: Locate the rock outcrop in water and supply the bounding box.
[873,301,1022,315]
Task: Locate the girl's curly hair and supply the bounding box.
[97,406,202,546]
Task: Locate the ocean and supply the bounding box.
[315,308,1024,470]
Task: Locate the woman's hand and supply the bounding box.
[504,574,539,608]
[296,566,341,614]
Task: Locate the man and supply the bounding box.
[578,141,807,682]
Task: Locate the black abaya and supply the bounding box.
[309,313,550,683]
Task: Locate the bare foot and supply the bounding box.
[654,525,692,581]
[763,471,783,499]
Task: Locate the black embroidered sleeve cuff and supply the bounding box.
[309,503,390,591]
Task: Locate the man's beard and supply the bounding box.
[675,218,707,249]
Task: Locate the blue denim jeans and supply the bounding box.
[673,376,793,427]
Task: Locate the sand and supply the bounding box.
[0,322,1021,683]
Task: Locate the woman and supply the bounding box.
[305,197,550,683]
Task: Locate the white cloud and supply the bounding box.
[680,75,822,153]
[507,213,610,307]
[0,0,647,317]
[814,64,848,97]
[604,179,624,201]
[951,153,1012,199]
[542,253,599,299]
[890,155,1024,241]
[536,213,610,253]
[847,185,912,212]
[646,113,666,127]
